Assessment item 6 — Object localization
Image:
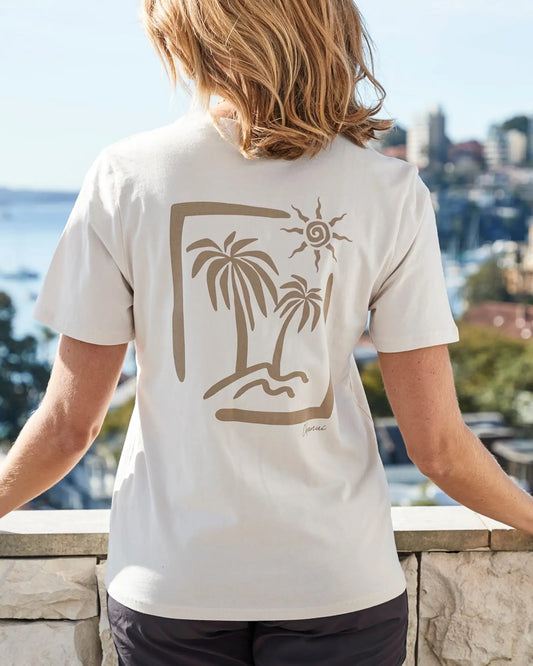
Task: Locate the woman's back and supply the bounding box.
[18,2,533,663]
[33,105,458,620]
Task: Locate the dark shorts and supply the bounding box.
[106,588,408,665]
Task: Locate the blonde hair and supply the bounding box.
[140,0,395,160]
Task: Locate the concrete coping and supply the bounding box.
[0,506,532,557]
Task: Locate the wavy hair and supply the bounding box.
[140,0,395,159]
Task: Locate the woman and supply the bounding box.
[2,1,533,665]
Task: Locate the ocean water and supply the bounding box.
[0,197,137,374]
[0,195,463,377]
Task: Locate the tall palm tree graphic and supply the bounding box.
[185,231,278,374]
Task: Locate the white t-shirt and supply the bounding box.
[33,108,459,621]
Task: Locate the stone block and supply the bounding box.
[418,551,533,664]
[0,557,98,619]
[96,560,119,666]
[399,553,418,666]
[0,616,102,666]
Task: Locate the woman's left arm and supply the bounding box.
[0,334,129,518]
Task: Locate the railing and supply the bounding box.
[0,506,532,665]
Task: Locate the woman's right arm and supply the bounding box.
[377,343,533,536]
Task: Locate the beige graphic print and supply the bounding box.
[233,274,324,402]
[215,272,334,425]
[186,231,278,381]
[170,201,345,425]
[282,196,352,271]
[186,240,333,424]
[169,202,289,382]
[270,274,322,381]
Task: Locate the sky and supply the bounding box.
[1,0,532,191]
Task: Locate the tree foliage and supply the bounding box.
[380,124,407,148]
[360,321,533,431]
[0,291,50,444]
[462,255,513,306]
[99,395,135,442]
[501,115,529,135]
[449,322,533,427]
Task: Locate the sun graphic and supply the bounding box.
[281,197,352,271]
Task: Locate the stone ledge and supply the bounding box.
[0,510,109,557]
[476,513,533,551]
[392,506,491,552]
[0,506,532,557]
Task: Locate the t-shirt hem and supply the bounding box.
[105,579,408,621]
[372,326,460,353]
[33,306,134,345]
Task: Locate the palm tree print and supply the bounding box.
[186,231,278,373]
[169,199,335,424]
[232,274,321,400]
[271,275,322,377]
[187,232,312,400]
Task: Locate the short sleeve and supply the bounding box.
[33,148,135,345]
[367,173,459,352]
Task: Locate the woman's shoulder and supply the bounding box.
[106,108,203,147]
[96,111,210,175]
[338,136,419,198]
[361,140,417,177]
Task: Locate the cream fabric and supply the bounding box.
[33,108,459,620]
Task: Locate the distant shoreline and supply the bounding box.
[0,188,77,206]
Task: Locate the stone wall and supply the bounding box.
[0,506,532,665]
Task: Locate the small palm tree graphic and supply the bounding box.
[185,231,279,373]
[230,274,322,400]
[271,274,323,377]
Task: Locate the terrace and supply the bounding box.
[1,506,532,665]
